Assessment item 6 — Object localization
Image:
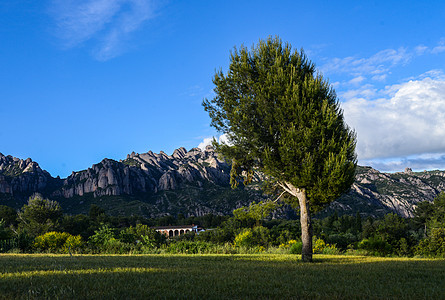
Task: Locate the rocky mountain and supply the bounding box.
[0,153,59,198]
[331,166,445,218]
[54,146,230,199]
[1,148,445,218]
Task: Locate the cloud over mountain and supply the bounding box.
[342,71,445,168]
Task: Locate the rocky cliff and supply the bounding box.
[332,166,445,217]
[0,153,56,196]
[53,146,230,199]
[1,148,445,218]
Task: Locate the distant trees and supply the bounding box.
[203,36,357,261]
[414,192,445,256]
[17,194,63,237]
[0,191,443,257]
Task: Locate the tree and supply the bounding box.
[203,36,356,262]
[0,205,18,227]
[17,194,63,237]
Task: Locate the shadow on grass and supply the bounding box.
[1,254,444,299]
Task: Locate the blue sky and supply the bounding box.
[1,1,445,178]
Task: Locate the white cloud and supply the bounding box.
[371,74,387,81]
[432,38,445,54]
[198,137,214,150]
[322,47,412,77]
[198,134,231,150]
[432,46,445,54]
[414,45,428,55]
[342,71,445,161]
[348,76,366,85]
[50,0,157,60]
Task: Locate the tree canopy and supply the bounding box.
[203,36,357,261]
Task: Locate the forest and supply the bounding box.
[1,192,444,257]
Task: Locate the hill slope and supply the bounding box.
[1,149,445,218]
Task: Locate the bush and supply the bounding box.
[358,236,392,256]
[88,225,131,253]
[289,242,302,254]
[120,224,166,248]
[234,226,271,248]
[322,244,341,255]
[34,231,83,253]
[234,228,254,248]
[89,224,115,246]
[415,228,445,257]
[313,238,327,254]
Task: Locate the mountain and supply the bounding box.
[0,147,265,217]
[1,148,445,218]
[0,153,61,206]
[329,166,445,218]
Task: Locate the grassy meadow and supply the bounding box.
[0,254,444,299]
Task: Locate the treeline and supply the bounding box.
[0,193,444,257]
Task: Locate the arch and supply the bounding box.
[169,230,173,237]
[185,229,190,233]
[174,230,179,236]
[180,230,184,235]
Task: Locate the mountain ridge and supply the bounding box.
[1,148,445,218]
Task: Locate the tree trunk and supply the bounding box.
[297,188,312,262]
[278,182,313,262]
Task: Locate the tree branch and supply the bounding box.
[273,190,286,203]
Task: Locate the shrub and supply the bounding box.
[322,244,341,255]
[358,236,392,256]
[234,226,271,248]
[89,225,115,246]
[120,224,166,248]
[289,242,302,254]
[415,228,445,257]
[34,231,83,253]
[313,238,326,254]
[234,228,254,248]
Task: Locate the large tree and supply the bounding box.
[203,36,357,262]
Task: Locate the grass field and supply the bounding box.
[0,254,444,299]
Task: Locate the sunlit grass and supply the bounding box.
[0,254,444,299]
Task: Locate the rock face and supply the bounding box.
[0,153,54,196]
[332,166,445,217]
[2,148,445,218]
[53,146,230,199]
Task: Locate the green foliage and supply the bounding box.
[234,228,254,247]
[17,194,63,237]
[312,237,327,254]
[0,205,17,227]
[358,236,392,256]
[233,201,277,225]
[203,35,357,211]
[89,204,105,220]
[289,241,303,254]
[234,226,271,248]
[88,224,120,252]
[33,231,83,253]
[0,219,12,240]
[120,224,166,249]
[415,228,445,257]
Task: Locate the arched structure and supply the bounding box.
[153,225,203,237]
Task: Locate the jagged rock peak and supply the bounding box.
[0,154,43,175]
[172,147,187,159]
